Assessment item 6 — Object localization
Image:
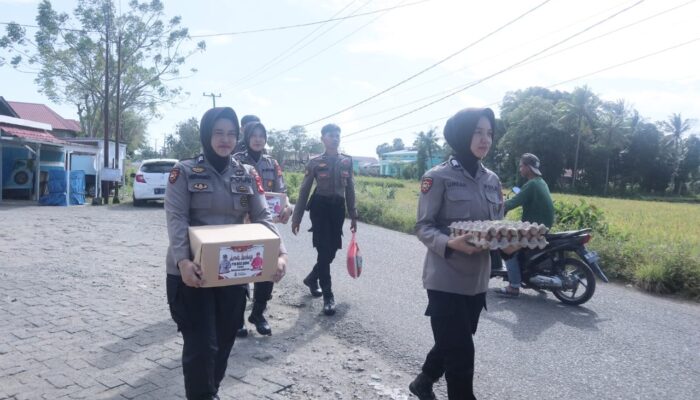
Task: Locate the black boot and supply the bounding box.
[322,292,336,316]
[409,373,437,400]
[248,301,272,336]
[303,272,323,298]
[236,326,248,338]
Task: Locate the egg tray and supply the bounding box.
[448,220,549,250]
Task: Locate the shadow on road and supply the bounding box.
[483,291,605,342]
[102,286,349,399]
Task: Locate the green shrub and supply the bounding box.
[553,199,608,234]
[591,230,637,281]
[659,249,700,299]
[635,263,669,294]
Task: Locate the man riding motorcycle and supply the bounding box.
[495,153,555,297]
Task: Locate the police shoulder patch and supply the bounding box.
[255,174,265,194]
[169,167,180,184]
[420,177,433,193]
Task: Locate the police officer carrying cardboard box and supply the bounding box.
[165,107,288,400]
[234,120,292,336]
[291,123,358,316]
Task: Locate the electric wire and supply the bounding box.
[338,0,647,138]
[241,0,401,91]
[343,37,700,143]
[189,0,431,38]
[342,0,696,126]
[301,0,554,127]
[226,0,362,89]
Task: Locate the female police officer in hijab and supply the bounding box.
[409,108,509,400]
[165,107,288,400]
[234,121,292,337]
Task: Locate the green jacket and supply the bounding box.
[504,176,554,228]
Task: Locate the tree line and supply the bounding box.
[377,86,698,197]
[144,119,325,169]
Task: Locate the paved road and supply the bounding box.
[283,215,700,400]
[1,202,698,399]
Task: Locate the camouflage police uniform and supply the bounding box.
[292,153,358,300]
[165,154,286,399]
[414,157,504,399]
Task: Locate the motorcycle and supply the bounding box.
[491,187,609,306]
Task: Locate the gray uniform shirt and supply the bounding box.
[416,157,504,296]
[165,155,287,276]
[233,152,287,194]
[292,153,358,225]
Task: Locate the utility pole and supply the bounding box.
[100,2,111,205]
[203,92,221,108]
[113,30,122,204]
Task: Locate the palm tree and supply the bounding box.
[599,99,629,195]
[558,85,600,188]
[414,128,441,175]
[659,113,693,193]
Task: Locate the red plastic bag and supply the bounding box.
[346,232,363,278]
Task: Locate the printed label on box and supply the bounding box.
[218,244,265,280]
[265,195,283,218]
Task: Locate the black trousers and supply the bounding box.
[309,246,339,294]
[308,195,345,295]
[253,280,273,304]
[167,274,247,400]
[421,290,486,400]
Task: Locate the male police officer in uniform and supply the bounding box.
[234,121,292,336]
[292,123,358,316]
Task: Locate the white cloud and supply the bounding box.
[240,89,272,108]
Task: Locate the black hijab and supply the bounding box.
[243,121,267,163]
[200,107,239,173]
[443,107,495,177]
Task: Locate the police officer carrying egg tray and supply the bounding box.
[409,108,528,400]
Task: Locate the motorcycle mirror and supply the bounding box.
[512,186,521,194]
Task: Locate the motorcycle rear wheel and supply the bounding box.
[553,258,596,306]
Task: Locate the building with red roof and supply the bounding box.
[5,100,82,137]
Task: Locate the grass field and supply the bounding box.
[285,172,700,299]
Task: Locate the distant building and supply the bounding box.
[4,100,82,138]
[379,149,442,177]
[351,156,378,175]
[0,97,124,203]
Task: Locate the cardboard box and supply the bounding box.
[188,224,280,288]
[265,192,288,219]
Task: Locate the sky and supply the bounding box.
[1,0,699,158]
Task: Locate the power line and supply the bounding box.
[341,0,696,127]
[523,0,698,68]
[344,115,449,143]
[389,0,633,97]
[301,0,554,127]
[345,37,700,143]
[0,21,98,33]
[226,0,361,89]
[241,0,398,91]
[547,37,700,88]
[339,0,647,138]
[190,0,431,38]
